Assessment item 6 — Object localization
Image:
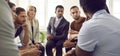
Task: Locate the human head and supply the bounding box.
[8,2,16,20]
[79,0,106,18]
[16,7,26,25]
[55,5,64,18]
[70,6,80,20]
[27,6,36,19]
[5,0,10,3]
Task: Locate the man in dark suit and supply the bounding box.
[46,5,69,56]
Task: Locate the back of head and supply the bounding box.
[16,7,25,15]
[8,2,15,8]
[79,0,106,14]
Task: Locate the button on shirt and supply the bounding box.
[77,9,120,56]
[54,17,63,28]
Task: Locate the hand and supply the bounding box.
[47,34,53,40]
[63,40,76,48]
[68,34,78,41]
[22,23,28,31]
[20,47,41,56]
[35,43,40,49]
[65,49,76,56]
[68,35,74,41]
[69,30,78,34]
[28,48,41,56]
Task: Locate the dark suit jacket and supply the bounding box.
[47,17,69,41]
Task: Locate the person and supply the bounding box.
[64,6,86,52]
[27,5,45,56]
[15,7,29,47]
[15,7,41,56]
[66,0,120,56]
[0,0,19,56]
[7,1,16,22]
[46,5,69,56]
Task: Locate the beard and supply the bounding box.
[15,19,24,25]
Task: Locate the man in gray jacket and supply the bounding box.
[46,5,69,56]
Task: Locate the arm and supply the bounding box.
[47,18,54,40]
[20,47,41,56]
[75,46,92,56]
[21,23,29,47]
[69,30,79,34]
[47,18,52,35]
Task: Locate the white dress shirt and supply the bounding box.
[54,17,63,28]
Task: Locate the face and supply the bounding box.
[28,7,36,18]
[55,8,64,18]
[16,11,27,25]
[11,6,16,20]
[70,8,80,20]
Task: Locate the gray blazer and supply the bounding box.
[47,17,69,41]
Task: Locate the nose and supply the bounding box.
[74,13,77,16]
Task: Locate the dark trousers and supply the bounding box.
[46,40,64,56]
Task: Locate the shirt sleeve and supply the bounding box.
[77,22,98,52]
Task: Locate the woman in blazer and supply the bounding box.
[27,6,44,56]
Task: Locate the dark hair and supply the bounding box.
[16,7,25,15]
[70,6,79,11]
[55,5,64,11]
[8,2,15,8]
[80,0,106,14]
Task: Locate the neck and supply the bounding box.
[74,16,81,23]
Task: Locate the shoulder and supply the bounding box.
[63,17,69,23]
[80,17,86,23]
[50,17,55,20]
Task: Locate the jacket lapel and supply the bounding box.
[56,17,65,30]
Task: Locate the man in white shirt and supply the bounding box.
[0,0,19,56]
[65,0,120,56]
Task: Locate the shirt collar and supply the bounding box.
[56,17,63,21]
[92,9,108,19]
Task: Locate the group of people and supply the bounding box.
[7,0,44,56]
[1,0,120,56]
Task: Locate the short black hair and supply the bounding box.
[8,2,15,8]
[80,0,106,14]
[55,5,64,11]
[70,6,79,11]
[16,7,25,15]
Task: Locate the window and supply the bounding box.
[113,0,120,19]
[11,0,120,31]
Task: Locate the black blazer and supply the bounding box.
[47,17,69,41]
